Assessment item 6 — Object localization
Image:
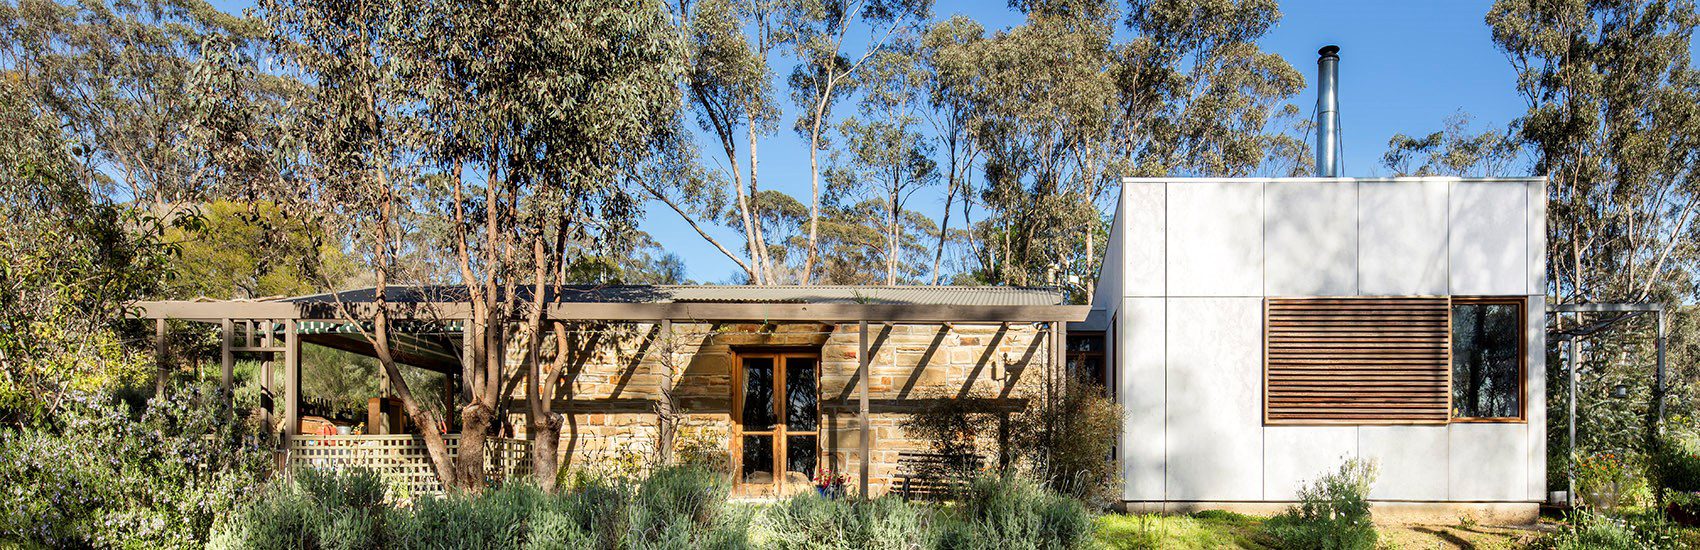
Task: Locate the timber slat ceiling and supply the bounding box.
[1265,297,1450,425]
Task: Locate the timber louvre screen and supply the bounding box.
[1264,297,1451,425]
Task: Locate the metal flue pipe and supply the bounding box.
[1315,45,1342,177]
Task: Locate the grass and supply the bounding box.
[1093,511,1555,549]
[1093,511,1265,549]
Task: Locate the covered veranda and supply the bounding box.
[130,285,1090,495]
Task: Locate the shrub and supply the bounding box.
[627,465,745,548]
[0,385,272,548]
[933,474,1093,550]
[1652,436,1700,493]
[218,466,748,549]
[763,493,928,549]
[1258,457,1377,550]
[902,388,1000,480]
[390,483,544,548]
[1536,508,1687,550]
[1010,378,1122,505]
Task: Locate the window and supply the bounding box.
[1451,298,1524,420]
[1066,332,1108,392]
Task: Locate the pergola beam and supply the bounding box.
[130,300,1090,323]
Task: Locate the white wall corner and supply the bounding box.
[1449,181,1529,295]
[1124,180,1166,297]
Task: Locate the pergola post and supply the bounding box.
[153,318,168,399]
[1656,311,1667,427]
[260,320,275,431]
[858,320,870,498]
[220,318,234,401]
[283,319,301,446]
[1566,337,1578,508]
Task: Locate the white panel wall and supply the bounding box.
[1266,182,1358,296]
[1360,180,1449,295]
[1167,182,1262,297]
[1104,177,1547,505]
[1449,423,1529,500]
[1449,181,1529,295]
[1125,181,1166,297]
[1360,426,1448,500]
[1121,298,1165,501]
[1265,426,1358,500]
[1165,298,1262,500]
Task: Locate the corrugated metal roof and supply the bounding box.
[282,285,1066,307]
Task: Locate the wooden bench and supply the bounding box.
[894,451,983,500]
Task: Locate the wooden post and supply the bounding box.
[152,317,168,399]
[858,320,871,498]
[284,319,301,445]
[261,320,274,432]
[220,318,234,401]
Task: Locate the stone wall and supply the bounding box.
[506,321,1054,495]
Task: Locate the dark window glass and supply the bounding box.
[742,358,775,429]
[741,435,773,483]
[1452,302,1522,419]
[786,435,818,479]
[785,358,818,431]
[1068,334,1104,352]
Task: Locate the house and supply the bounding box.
[133,285,1088,497]
[1079,175,1548,522]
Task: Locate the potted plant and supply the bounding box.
[815,468,847,499]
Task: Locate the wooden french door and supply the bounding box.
[732,352,819,496]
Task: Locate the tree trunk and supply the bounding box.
[531,411,563,492]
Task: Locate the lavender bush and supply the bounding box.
[0,384,273,547]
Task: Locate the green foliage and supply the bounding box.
[0,385,273,548]
[1654,434,1700,493]
[0,77,179,421]
[762,494,928,549]
[216,466,748,549]
[163,200,356,300]
[1536,508,1688,550]
[1258,457,1378,550]
[933,474,1094,550]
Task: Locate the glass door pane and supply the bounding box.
[742,358,775,430]
[785,358,817,431]
[739,357,777,487]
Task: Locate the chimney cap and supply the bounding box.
[1319,45,1340,58]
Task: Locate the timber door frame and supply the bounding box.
[730,349,821,496]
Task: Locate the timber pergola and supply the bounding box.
[131,285,1090,496]
[1549,302,1668,508]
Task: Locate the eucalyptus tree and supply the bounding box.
[1381,113,1521,178]
[918,15,985,284]
[1121,0,1303,178]
[410,0,683,492]
[942,1,1116,289]
[259,0,463,486]
[0,0,266,210]
[833,40,940,284]
[663,0,785,284]
[1487,0,1700,306]
[788,0,932,283]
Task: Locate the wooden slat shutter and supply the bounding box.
[1265,297,1450,425]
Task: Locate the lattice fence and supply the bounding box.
[287,434,532,496]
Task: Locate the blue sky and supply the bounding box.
[208,0,1527,283]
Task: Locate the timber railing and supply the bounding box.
[286,434,532,496]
